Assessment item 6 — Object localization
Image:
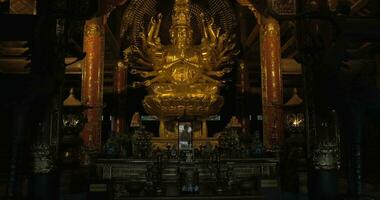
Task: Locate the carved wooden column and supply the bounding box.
[259,17,284,151]
[111,61,127,135]
[81,17,105,151]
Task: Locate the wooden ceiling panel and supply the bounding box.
[10,0,35,14]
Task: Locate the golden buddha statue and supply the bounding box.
[124,0,238,118]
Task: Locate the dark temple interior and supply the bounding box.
[0,0,380,199]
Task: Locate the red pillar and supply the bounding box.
[111,61,127,134]
[260,17,284,151]
[81,17,105,151]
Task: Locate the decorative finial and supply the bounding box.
[285,88,303,106]
[63,88,82,106]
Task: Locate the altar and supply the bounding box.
[94,158,279,199]
[93,0,283,199]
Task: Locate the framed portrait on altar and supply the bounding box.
[178,122,193,150]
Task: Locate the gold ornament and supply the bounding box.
[85,23,104,37]
[124,0,238,118]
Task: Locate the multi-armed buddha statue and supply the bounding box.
[124,0,238,118]
[94,1,283,197]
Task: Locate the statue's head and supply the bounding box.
[170,0,193,46]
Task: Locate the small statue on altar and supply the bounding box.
[128,112,154,158]
[132,126,153,158]
[130,112,142,128]
[227,116,242,129]
[218,116,241,158]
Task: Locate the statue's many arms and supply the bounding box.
[124,0,238,98]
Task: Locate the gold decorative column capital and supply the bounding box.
[261,17,280,37]
[114,60,127,93]
[85,18,105,38]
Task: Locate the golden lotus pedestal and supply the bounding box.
[143,94,224,118]
[143,92,223,149]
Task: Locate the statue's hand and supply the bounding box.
[144,80,152,86]
[130,82,145,88]
[130,69,157,78]
[153,13,163,41]
[206,18,217,46]
[147,13,162,48]
[222,67,232,74]
[206,68,232,78]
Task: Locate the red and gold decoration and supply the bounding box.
[121,0,238,149]
[81,17,105,151]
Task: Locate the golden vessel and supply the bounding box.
[124,0,238,118]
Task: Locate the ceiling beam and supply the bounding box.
[245,24,259,48]
[350,0,370,14]
[287,50,298,59]
[281,35,296,53]
[10,0,35,14]
[280,21,292,36]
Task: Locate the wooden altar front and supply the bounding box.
[93,158,280,200]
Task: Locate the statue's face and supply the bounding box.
[170,26,192,46]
